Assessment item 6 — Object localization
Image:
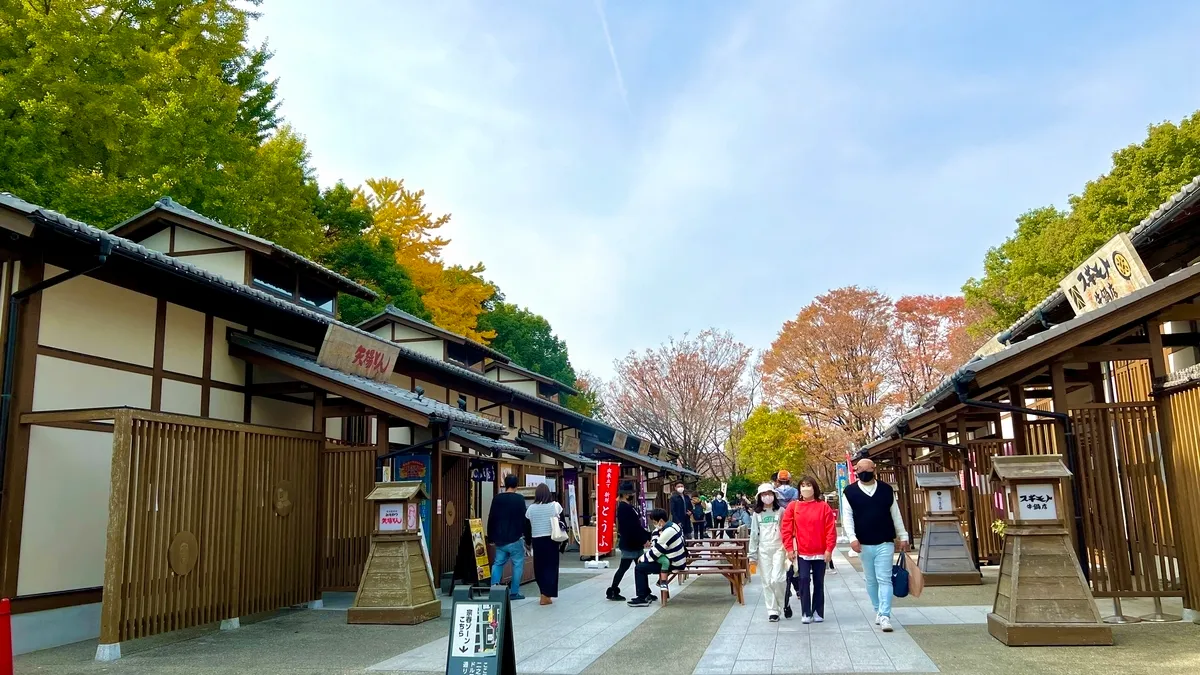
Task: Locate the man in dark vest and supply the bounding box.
[843,457,909,633]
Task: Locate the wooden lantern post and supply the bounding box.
[348,481,442,625]
[915,472,982,586]
[987,455,1111,646]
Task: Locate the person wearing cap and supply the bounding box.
[748,482,788,622]
[774,469,800,617]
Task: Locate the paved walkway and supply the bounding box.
[367,564,700,674]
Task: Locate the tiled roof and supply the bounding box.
[451,427,529,457]
[229,332,505,433]
[517,432,595,467]
[119,197,377,300]
[590,441,700,478]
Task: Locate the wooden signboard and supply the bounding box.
[447,586,516,675]
[637,438,651,455]
[348,482,441,625]
[1059,232,1152,317]
[914,473,980,586]
[562,435,580,454]
[316,324,400,382]
[611,430,628,450]
[987,456,1111,646]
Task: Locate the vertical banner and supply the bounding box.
[638,473,649,528]
[596,462,620,554]
[565,470,581,540]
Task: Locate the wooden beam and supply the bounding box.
[1156,304,1200,322]
[1050,362,1069,454]
[249,381,314,396]
[1054,344,1151,363]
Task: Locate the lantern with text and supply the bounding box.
[348,481,441,625]
[915,472,981,586]
[986,456,1110,646]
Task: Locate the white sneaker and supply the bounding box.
[879,616,893,632]
[814,614,824,623]
[801,615,812,624]
[874,614,881,625]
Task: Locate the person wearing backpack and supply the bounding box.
[843,457,909,632]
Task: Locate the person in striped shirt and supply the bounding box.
[627,508,687,607]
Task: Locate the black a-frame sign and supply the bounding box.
[446,585,516,675]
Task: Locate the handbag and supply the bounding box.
[550,515,569,543]
[905,551,924,598]
[892,551,911,598]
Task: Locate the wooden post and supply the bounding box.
[956,414,978,563]
[1086,363,1106,404]
[1050,363,1069,454]
[1009,385,1028,455]
[899,442,915,535]
[96,411,134,658]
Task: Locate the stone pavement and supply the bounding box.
[367,564,701,673]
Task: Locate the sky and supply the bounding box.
[248,0,1200,379]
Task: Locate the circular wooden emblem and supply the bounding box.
[445,500,456,527]
[169,531,199,576]
[274,480,293,517]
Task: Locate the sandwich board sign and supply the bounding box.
[447,586,516,675]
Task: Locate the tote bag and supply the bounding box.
[550,515,569,543]
[891,552,911,598]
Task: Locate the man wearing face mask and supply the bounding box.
[669,481,692,539]
[843,457,909,633]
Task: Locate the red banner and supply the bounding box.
[596,462,620,554]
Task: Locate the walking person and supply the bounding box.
[774,469,800,617]
[526,483,564,605]
[748,482,788,622]
[669,481,692,539]
[487,474,530,599]
[844,458,909,632]
[782,476,837,623]
[711,492,729,538]
[627,508,687,607]
[607,483,650,601]
[690,494,707,539]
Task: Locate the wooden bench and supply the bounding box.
[659,561,747,606]
[658,538,750,606]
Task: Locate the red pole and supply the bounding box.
[0,597,12,675]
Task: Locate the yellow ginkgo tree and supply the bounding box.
[354,177,497,342]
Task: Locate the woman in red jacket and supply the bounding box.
[781,475,837,623]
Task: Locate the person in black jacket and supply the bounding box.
[711,492,729,538]
[488,474,531,600]
[606,483,650,601]
[669,481,691,539]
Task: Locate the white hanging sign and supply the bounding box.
[1016,483,1058,521]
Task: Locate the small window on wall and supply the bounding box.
[251,256,295,298]
[508,410,516,428]
[298,276,336,314]
[543,419,554,441]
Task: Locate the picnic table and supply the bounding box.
[659,537,749,606]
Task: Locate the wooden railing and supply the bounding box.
[1024,420,1059,455]
[1069,403,1181,598]
[1161,385,1200,610]
[965,439,1012,564]
[20,408,325,646]
[319,443,377,591]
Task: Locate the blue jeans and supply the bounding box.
[859,542,896,617]
[491,541,526,597]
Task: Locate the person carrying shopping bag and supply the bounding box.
[748,482,787,622]
[781,475,838,623]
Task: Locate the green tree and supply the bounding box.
[563,372,603,418]
[478,302,577,387]
[965,112,1200,333]
[735,406,809,483]
[323,235,430,326]
[725,474,756,500]
[0,0,323,254]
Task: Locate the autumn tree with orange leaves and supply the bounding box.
[604,330,754,478]
[763,287,895,463]
[887,295,981,407]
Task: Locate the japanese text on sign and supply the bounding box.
[1015,483,1058,521]
[596,462,620,554]
[1058,233,1152,317]
[452,602,499,659]
[379,504,404,531]
[929,489,954,514]
[316,324,400,382]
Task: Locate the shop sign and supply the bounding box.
[316,324,401,382]
[1059,232,1152,316]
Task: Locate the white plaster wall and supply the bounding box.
[251,397,313,432]
[32,356,152,411]
[388,426,413,445]
[160,379,203,416]
[326,417,342,440]
[183,251,245,285]
[401,339,444,360]
[173,227,228,252]
[394,324,436,340]
[163,302,205,377]
[211,318,246,385]
[139,228,172,253]
[18,427,113,595]
[39,265,156,367]
[209,389,245,422]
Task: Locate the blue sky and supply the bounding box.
[249,0,1200,378]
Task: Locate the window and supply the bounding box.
[543,419,555,442]
[446,342,479,368]
[298,276,336,314]
[251,256,295,298]
[508,410,516,428]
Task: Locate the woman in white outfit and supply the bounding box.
[748,482,787,622]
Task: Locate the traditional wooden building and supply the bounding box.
[855,176,1200,623]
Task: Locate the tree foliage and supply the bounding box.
[887,295,980,407]
[734,406,809,484]
[965,112,1200,334]
[604,329,754,477]
[478,302,576,386]
[355,178,496,342]
[725,474,756,500]
[0,0,323,255]
[564,371,604,419]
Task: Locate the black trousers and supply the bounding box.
[795,559,827,617]
[784,564,794,610]
[531,536,560,597]
[633,560,661,600]
[692,520,706,539]
[610,554,636,591]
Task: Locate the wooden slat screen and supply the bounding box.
[1162,385,1200,610]
[1111,360,1153,403]
[100,411,322,644]
[1069,403,1181,598]
[1023,420,1059,455]
[319,445,377,591]
[965,440,1013,564]
[908,462,931,537]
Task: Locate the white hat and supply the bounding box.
[756,482,775,496]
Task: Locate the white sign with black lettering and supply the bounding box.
[1016,483,1058,521]
[928,488,955,514]
[451,602,499,658]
